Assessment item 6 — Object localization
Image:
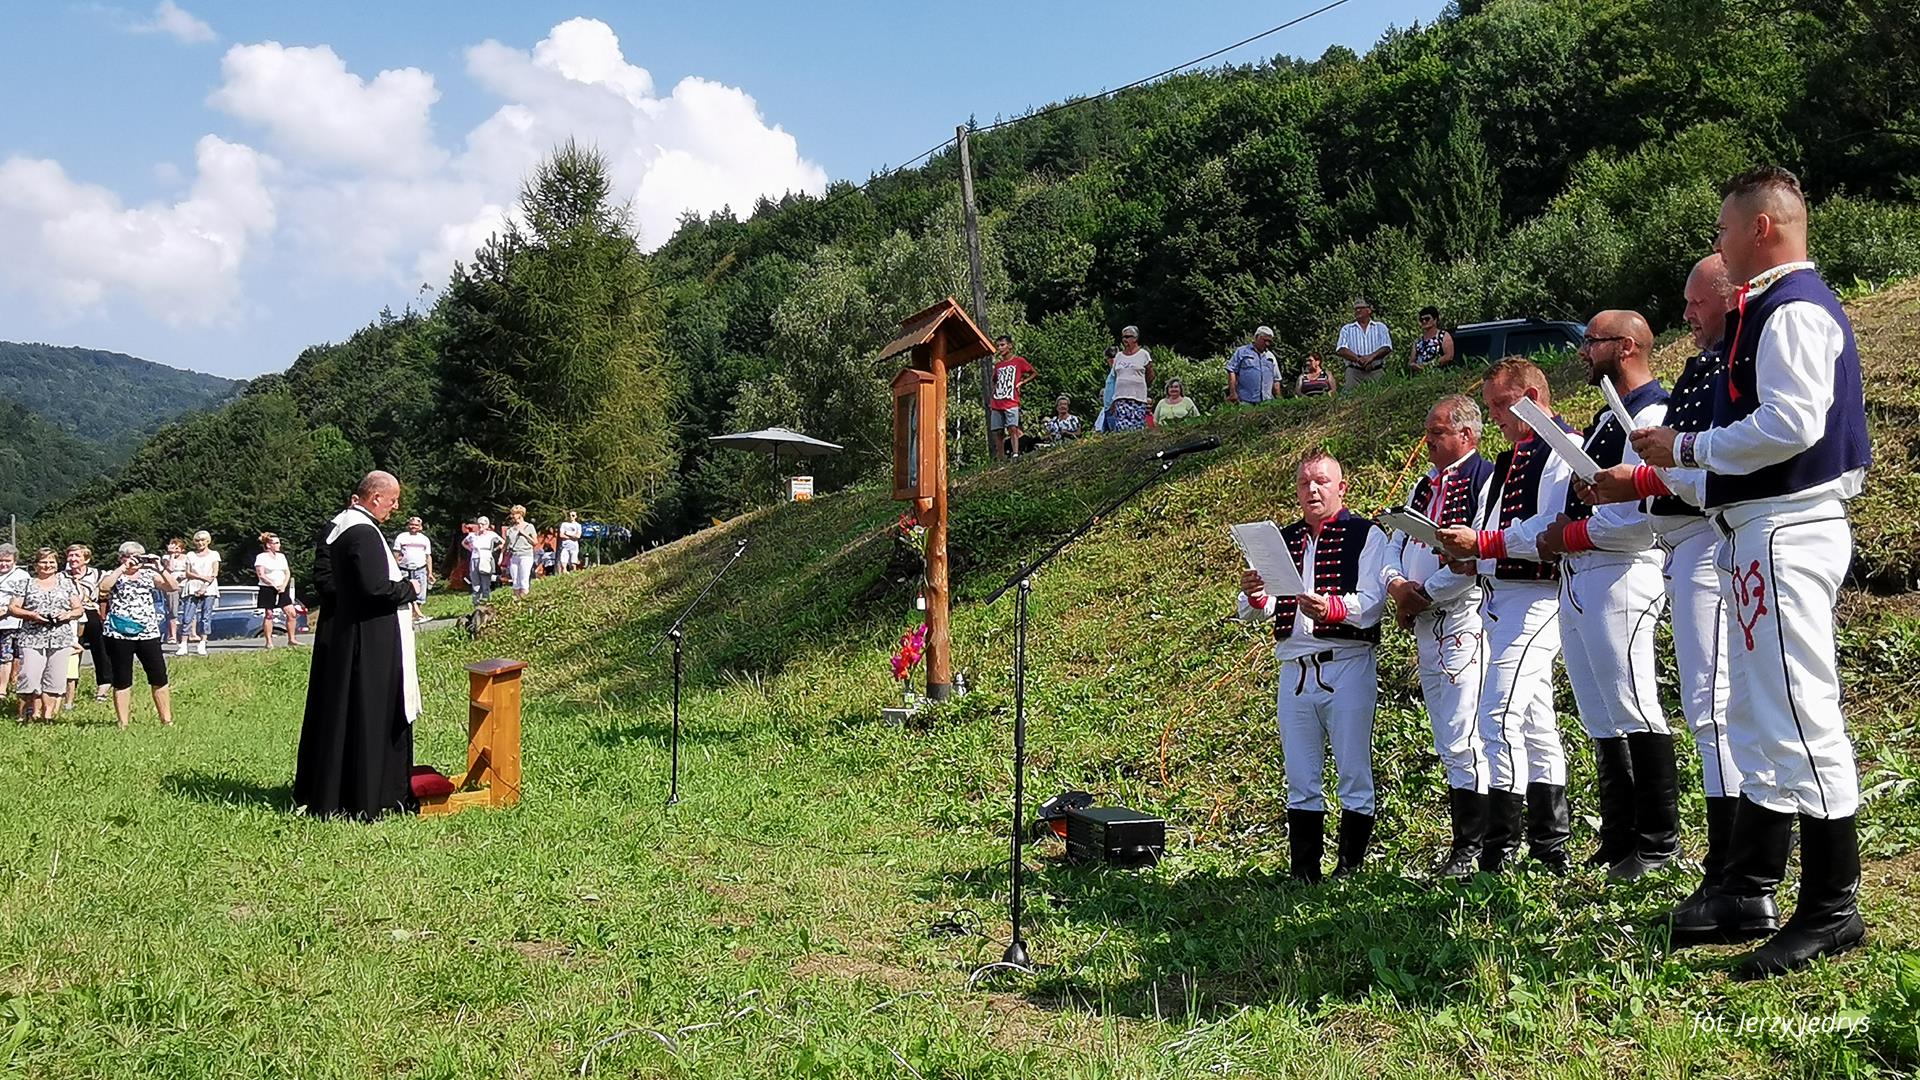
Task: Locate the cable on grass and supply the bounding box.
[967,960,1036,989]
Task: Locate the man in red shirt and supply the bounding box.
[988,334,1035,459]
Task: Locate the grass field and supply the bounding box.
[2,284,1918,1077]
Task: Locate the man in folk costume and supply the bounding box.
[1382,394,1498,879]
[1582,254,1743,903]
[1437,359,1573,873]
[1536,310,1683,882]
[294,471,423,820]
[1632,166,1869,978]
[1238,449,1389,882]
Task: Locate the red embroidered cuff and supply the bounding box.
[1325,594,1348,623]
[1477,530,1507,560]
[1633,464,1670,499]
[1563,519,1594,553]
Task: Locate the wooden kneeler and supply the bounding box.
[416,659,526,816]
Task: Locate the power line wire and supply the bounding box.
[796,0,1354,217]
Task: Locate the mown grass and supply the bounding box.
[1,285,1917,1077]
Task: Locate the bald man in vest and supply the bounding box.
[1581,254,1743,907]
[1238,448,1389,882]
[1632,165,1870,978]
[1539,310,1683,883]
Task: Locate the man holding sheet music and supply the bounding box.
[1582,254,1742,906]
[1381,394,1498,879]
[1236,449,1388,882]
[1536,310,1684,883]
[1624,167,1869,979]
[1436,359,1574,873]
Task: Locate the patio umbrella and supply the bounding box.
[708,427,843,495]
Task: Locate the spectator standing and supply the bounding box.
[1297,353,1337,397]
[987,334,1037,459]
[1226,326,1282,404]
[177,531,220,657]
[1042,396,1082,442]
[1336,299,1393,388]
[504,505,538,598]
[466,516,501,605]
[158,538,187,644]
[99,542,176,729]
[254,532,301,648]
[1094,347,1120,432]
[1409,307,1456,374]
[1109,326,1155,432]
[1154,379,1202,424]
[393,516,434,623]
[67,545,112,703]
[5,548,83,723]
[0,544,26,712]
[558,511,583,573]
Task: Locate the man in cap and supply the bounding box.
[1336,299,1393,388]
[1227,326,1282,404]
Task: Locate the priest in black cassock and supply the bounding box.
[294,471,422,819]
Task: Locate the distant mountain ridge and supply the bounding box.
[0,341,242,444]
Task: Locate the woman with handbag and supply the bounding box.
[99,541,177,729]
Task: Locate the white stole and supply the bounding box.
[327,507,421,724]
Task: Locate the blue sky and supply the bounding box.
[0,1,1446,379]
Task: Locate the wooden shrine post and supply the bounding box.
[883,298,992,701]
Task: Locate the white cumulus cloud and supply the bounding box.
[0,135,275,325]
[209,41,444,176]
[130,1,216,44]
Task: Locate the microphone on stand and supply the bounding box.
[1150,437,1222,462]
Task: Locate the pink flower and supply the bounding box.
[889,622,930,680]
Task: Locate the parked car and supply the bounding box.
[1449,317,1587,364]
[206,588,310,641]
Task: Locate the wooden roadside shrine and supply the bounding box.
[883,298,993,701]
[416,659,526,816]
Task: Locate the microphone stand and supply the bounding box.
[982,453,1198,971]
[653,537,748,808]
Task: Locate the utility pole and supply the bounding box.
[957,124,996,460]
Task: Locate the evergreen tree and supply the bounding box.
[434,142,677,526]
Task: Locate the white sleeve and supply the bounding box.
[1424,472,1493,604]
[1378,325,1393,351]
[1695,302,1844,475]
[1502,452,1573,561]
[1237,591,1276,623]
[1336,325,1356,353]
[1584,401,1664,551]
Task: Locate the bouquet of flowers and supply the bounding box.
[890,622,929,682]
[893,512,926,545]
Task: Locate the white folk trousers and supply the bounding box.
[1275,649,1377,815]
[1662,520,1740,798]
[1559,553,1671,739]
[1717,497,1860,819]
[1477,581,1567,795]
[1413,605,1487,792]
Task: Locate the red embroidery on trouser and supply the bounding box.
[1732,559,1769,651]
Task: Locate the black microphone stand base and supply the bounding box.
[1001,939,1031,968]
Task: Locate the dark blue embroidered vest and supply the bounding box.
[1273,509,1380,644]
[1409,453,1496,530]
[1486,431,1567,582]
[1706,269,1870,508]
[1651,351,1719,519]
[1565,378,1666,521]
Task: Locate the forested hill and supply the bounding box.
[0,399,117,520]
[0,341,240,443]
[26,0,1920,560]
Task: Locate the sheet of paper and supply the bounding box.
[1379,507,1445,550]
[1599,377,1634,442]
[1512,396,1601,482]
[1230,520,1308,598]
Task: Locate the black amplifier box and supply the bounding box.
[1064,805,1165,867]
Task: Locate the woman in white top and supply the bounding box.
[464,517,502,605]
[503,505,538,597]
[1108,325,1155,432]
[177,530,221,656]
[253,532,301,648]
[558,511,583,573]
[159,538,187,645]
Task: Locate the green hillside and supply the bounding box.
[0,398,118,520]
[2,282,1913,1077]
[0,341,240,443]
